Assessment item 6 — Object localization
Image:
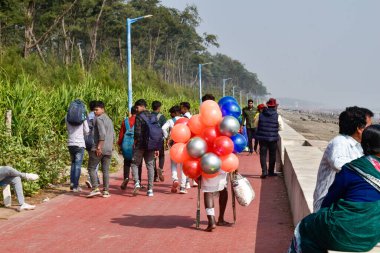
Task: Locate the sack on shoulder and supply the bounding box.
[232,173,255,206]
[67,99,87,126]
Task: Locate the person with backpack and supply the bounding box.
[66,99,90,192]
[131,99,163,197]
[87,101,115,198]
[85,100,100,189]
[118,106,142,190]
[162,105,188,194]
[151,101,166,182]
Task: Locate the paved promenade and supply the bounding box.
[0,153,293,253]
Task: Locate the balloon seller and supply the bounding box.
[169,93,246,231]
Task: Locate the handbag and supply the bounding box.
[231,173,255,206]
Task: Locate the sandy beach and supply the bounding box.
[279,109,339,142]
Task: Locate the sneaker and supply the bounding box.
[185,182,191,189]
[120,178,129,190]
[268,173,278,177]
[85,180,92,189]
[70,183,74,191]
[192,180,198,187]
[157,168,165,182]
[86,188,101,198]
[171,180,179,193]
[73,187,82,193]
[179,187,187,194]
[24,173,39,181]
[260,174,267,179]
[147,189,154,197]
[102,191,111,198]
[18,203,35,211]
[133,182,141,196]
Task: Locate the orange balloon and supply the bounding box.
[220,153,239,172]
[171,124,191,143]
[170,143,191,163]
[200,106,222,127]
[188,114,206,135]
[200,100,219,113]
[202,171,220,179]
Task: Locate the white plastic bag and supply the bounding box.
[232,173,255,206]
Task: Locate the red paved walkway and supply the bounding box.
[0,153,293,253]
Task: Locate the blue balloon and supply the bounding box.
[218,96,238,107]
[231,133,247,153]
[220,101,241,118]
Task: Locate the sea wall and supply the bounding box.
[279,121,380,253]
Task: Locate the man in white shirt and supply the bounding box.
[180,102,192,119]
[162,105,188,194]
[313,106,373,212]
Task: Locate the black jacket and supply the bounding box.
[134,110,151,150]
[255,108,279,142]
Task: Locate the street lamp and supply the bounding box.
[239,90,244,106]
[126,14,152,113]
[198,62,212,103]
[222,78,232,97]
[232,85,236,98]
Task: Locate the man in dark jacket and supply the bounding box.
[131,99,157,197]
[254,98,284,178]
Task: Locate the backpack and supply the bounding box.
[121,118,134,159]
[84,115,95,151]
[67,100,87,126]
[140,113,164,151]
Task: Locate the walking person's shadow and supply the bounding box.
[111,214,195,229]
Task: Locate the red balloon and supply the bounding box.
[220,153,239,172]
[183,159,202,179]
[174,117,189,126]
[213,136,234,156]
[170,143,191,163]
[171,124,191,143]
[202,171,219,179]
[202,126,220,149]
[188,114,205,135]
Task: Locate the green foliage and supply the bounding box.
[0,52,200,195]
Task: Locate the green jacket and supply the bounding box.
[242,106,256,129]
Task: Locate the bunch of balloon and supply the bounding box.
[169,96,248,180]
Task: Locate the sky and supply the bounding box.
[160,0,380,110]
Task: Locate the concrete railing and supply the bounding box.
[279,121,380,253]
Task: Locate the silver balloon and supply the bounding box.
[201,153,221,174]
[219,116,240,137]
[186,137,207,158]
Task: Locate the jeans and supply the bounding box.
[88,151,111,191]
[246,128,257,153]
[0,166,25,205]
[124,158,142,181]
[259,140,277,175]
[68,146,85,188]
[171,160,186,187]
[131,149,155,190]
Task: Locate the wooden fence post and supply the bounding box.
[5,110,11,136]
